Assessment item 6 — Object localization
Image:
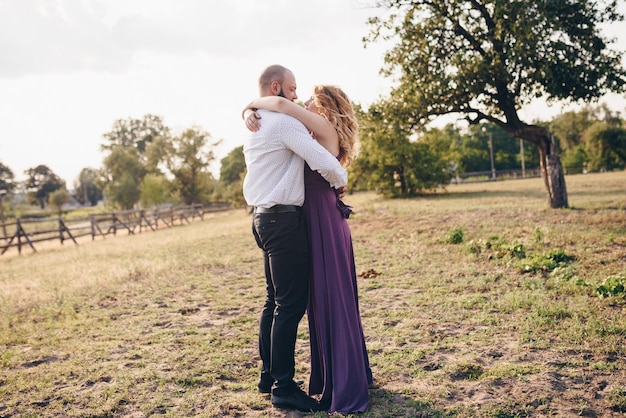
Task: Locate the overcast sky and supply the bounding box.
[1,0,625,185]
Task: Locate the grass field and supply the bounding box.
[1,171,625,417]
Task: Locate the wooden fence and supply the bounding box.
[0,203,231,256]
[453,165,585,183]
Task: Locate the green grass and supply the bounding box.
[1,171,625,417]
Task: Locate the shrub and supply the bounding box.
[445,227,464,244]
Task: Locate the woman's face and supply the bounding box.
[304,96,319,114]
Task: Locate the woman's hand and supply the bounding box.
[244,108,261,132]
[335,186,347,199]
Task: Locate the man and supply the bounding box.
[242,64,347,413]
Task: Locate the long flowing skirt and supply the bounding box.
[303,164,373,414]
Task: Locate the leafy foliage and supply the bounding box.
[0,162,15,226]
[445,226,464,244]
[595,275,626,298]
[100,147,145,209]
[521,249,576,274]
[73,167,103,206]
[99,115,220,208]
[214,145,247,207]
[140,173,175,207]
[100,115,165,209]
[550,106,600,154]
[49,188,72,214]
[215,145,246,207]
[467,236,526,259]
[167,127,218,205]
[24,165,65,209]
[101,114,169,158]
[219,145,245,185]
[367,0,626,125]
[352,102,453,197]
[583,122,626,171]
[550,105,626,172]
[466,234,574,276]
[0,162,15,197]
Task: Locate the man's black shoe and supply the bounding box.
[257,379,272,394]
[271,387,326,412]
[319,397,332,410]
[258,379,304,394]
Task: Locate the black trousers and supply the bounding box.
[252,210,310,396]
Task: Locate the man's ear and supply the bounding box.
[271,81,280,95]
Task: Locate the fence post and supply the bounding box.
[17,219,22,254]
[12,219,37,254]
[58,216,64,244]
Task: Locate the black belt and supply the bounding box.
[253,205,300,214]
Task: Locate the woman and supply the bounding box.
[243,85,373,414]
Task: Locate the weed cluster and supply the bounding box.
[591,275,626,299]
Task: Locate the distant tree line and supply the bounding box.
[349,103,626,197]
[0,113,231,217]
[1,103,624,220]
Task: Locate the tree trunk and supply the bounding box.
[537,134,568,209]
[396,168,407,195]
[515,125,569,209]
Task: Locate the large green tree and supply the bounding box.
[24,165,65,209]
[550,106,599,155]
[550,104,626,172]
[140,173,174,207]
[165,127,219,205]
[353,102,453,196]
[367,0,626,208]
[583,121,626,171]
[100,114,170,209]
[74,167,103,206]
[101,114,170,161]
[49,188,72,215]
[100,147,145,209]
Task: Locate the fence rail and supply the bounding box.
[0,203,231,256]
[453,165,585,183]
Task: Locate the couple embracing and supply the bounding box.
[242,64,373,414]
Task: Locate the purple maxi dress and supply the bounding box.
[302,162,373,414]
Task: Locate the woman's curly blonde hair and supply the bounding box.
[311,85,359,168]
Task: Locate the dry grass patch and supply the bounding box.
[1,172,625,417]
